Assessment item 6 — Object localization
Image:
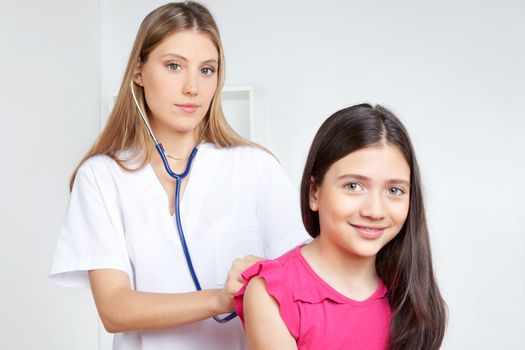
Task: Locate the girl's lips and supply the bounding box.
[176,104,199,113]
[350,224,386,239]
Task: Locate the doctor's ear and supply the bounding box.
[133,60,144,86]
[309,177,319,212]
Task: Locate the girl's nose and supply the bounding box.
[359,193,386,220]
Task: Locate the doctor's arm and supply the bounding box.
[243,277,298,350]
[88,256,259,333]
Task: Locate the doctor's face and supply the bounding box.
[135,30,219,138]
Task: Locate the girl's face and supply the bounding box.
[310,143,410,259]
[135,30,219,138]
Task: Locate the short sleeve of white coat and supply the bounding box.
[255,153,311,259]
[49,159,132,288]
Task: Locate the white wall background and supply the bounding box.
[2,0,523,349]
[0,0,101,349]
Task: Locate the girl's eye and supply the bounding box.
[167,63,181,71]
[387,187,405,196]
[345,183,363,192]
[201,67,215,76]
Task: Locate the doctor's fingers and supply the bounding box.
[231,255,264,272]
[224,256,263,293]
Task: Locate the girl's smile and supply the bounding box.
[349,224,388,239]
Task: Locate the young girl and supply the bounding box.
[49,2,308,349]
[234,104,447,349]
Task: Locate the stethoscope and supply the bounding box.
[131,81,237,323]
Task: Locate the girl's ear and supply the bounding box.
[309,177,319,212]
[133,60,144,86]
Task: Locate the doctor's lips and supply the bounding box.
[176,103,200,113]
[349,224,387,239]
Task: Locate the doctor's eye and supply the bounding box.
[167,63,182,71]
[345,183,363,192]
[387,187,405,196]
[201,67,216,76]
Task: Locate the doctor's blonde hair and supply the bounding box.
[70,1,254,190]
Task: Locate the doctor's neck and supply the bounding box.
[149,123,201,160]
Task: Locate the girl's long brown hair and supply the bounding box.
[300,104,447,349]
[70,1,255,190]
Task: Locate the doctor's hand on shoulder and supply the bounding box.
[217,255,263,313]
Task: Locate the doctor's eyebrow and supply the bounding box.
[160,53,218,65]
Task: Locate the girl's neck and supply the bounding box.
[301,236,379,301]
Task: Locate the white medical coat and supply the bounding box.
[49,143,309,350]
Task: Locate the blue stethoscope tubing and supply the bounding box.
[131,82,237,323]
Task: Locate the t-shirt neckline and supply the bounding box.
[294,245,387,307]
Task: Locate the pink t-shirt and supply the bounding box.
[234,246,391,350]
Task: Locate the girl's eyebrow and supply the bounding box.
[160,53,218,65]
[337,174,369,182]
[337,174,410,187]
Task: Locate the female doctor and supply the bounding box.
[49,2,308,349]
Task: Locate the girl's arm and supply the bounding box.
[243,277,297,350]
[89,255,260,333]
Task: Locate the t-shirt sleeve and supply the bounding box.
[255,152,310,258]
[48,159,133,289]
[233,259,300,340]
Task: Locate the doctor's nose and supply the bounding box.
[359,194,386,220]
[182,73,198,96]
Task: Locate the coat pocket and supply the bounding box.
[213,215,262,286]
